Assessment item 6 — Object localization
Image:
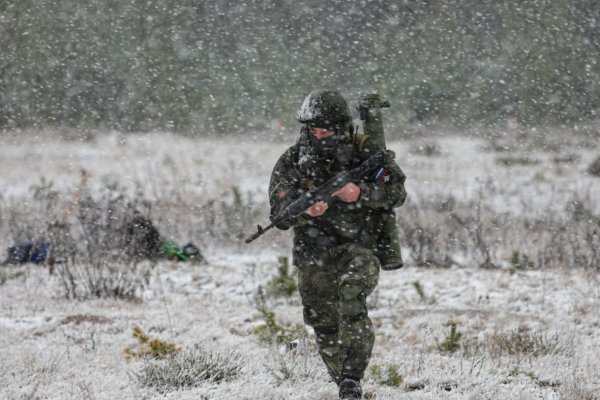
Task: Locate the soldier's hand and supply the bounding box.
[305,201,328,217]
[331,182,361,203]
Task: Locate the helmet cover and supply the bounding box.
[297,90,352,128]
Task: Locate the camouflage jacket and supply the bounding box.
[269,131,407,264]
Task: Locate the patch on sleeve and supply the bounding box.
[375,167,391,182]
[278,189,288,200]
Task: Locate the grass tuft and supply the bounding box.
[133,344,242,393]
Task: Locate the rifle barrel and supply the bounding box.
[245,223,271,243]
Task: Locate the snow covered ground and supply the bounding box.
[0,130,599,399]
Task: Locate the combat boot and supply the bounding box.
[339,377,362,400]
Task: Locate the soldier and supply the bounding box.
[268,90,407,399]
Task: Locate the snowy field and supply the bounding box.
[0,129,599,399]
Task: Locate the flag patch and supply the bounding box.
[375,167,390,182]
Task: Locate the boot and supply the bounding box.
[339,377,362,400]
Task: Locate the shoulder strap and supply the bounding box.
[354,134,370,152]
[290,144,318,191]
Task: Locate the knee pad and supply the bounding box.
[339,280,367,320]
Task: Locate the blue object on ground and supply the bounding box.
[7,241,51,264]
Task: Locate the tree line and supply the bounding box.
[1,0,599,134]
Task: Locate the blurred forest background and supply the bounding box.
[1,0,600,134]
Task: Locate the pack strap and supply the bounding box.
[354,134,369,152]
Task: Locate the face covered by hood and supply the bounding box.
[302,123,355,167]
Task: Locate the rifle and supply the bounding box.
[245,149,386,244]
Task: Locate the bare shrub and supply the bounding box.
[482,126,584,154]
[54,259,151,300]
[1,179,62,248]
[1,191,162,303]
[41,191,161,299]
[552,153,580,164]
[588,156,600,176]
[463,330,570,361]
[3,160,598,275]
[537,195,600,270]
[408,141,442,157]
[75,193,160,263]
[0,178,263,268]
[450,206,497,269]
[399,195,500,268]
[489,331,567,358]
[133,345,243,394]
[398,198,465,268]
[397,189,599,270]
[134,185,266,253]
[190,186,261,245]
[58,127,97,143]
[559,377,600,400]
[495,155,541,166]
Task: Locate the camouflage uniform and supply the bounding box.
[269,92,406,389]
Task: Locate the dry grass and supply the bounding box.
[0,130,598,399]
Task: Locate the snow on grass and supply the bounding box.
[0,130,599,399]
[1,259,598,399]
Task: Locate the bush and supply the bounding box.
[76,194,161,263]
[266,256,298,298]
[510,250,535,270]
[369,363,403,387]
[587,156,600,176]
[438,321,463,353]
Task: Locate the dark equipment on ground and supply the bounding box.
[6,241,51,264]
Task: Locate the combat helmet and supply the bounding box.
[297,90,352,129]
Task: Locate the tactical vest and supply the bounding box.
[291,134,382,247]
[291,134,403,270]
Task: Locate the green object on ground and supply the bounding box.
[162,240,188,261]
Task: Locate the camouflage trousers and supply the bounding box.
[296,243,380,383]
